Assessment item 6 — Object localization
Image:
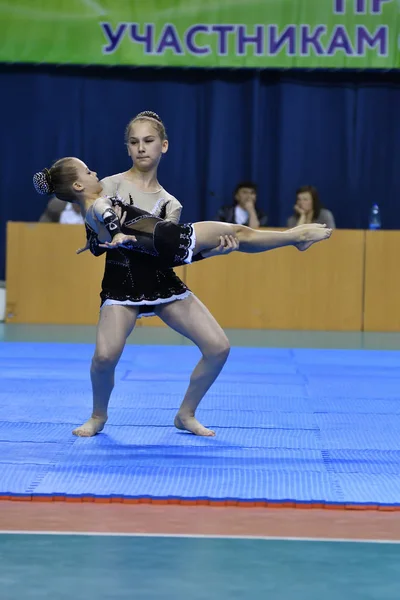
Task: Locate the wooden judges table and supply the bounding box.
[5,222,400,332]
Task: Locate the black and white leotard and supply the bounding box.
[85,197,201,311]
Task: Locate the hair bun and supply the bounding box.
[33,169,54,195]
[136,110,162,123]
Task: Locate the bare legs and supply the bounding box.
[72,221,331,438]
[155,295,230,436]
[72,296,229,437]
[192,222,332,256]
[72,305,139,437]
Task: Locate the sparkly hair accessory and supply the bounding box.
[33,168,54,195]
[135,110,162,123]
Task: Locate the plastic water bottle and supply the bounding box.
[369,204,381,230]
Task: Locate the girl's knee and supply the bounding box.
[232,224,243,235]
[91,348,120,372]
[206,334,231,363]
[234,224,251,240]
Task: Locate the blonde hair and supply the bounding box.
[125,110,167,143]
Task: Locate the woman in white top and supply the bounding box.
[59,202,84,225]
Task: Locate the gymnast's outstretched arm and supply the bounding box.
[77,200,138,255]
[76,203,130,256]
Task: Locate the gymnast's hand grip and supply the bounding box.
[98,233,137,250]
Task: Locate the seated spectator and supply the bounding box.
[215,181,268,228]
[59,201,84,224]
[39,196,84,224]
[287,185,335,229]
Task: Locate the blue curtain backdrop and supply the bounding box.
[1,65,400,279]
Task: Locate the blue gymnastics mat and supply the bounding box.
[1,342,400,507]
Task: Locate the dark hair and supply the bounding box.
[295,185,322,219]
[33,158,79,202]
[125,110,167,143]
[233,181,257,205]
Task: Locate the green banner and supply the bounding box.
[0,0,399,69]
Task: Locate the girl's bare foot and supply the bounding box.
[293,223,332,251]
[72,416,107,437]
[174,413,215,437]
